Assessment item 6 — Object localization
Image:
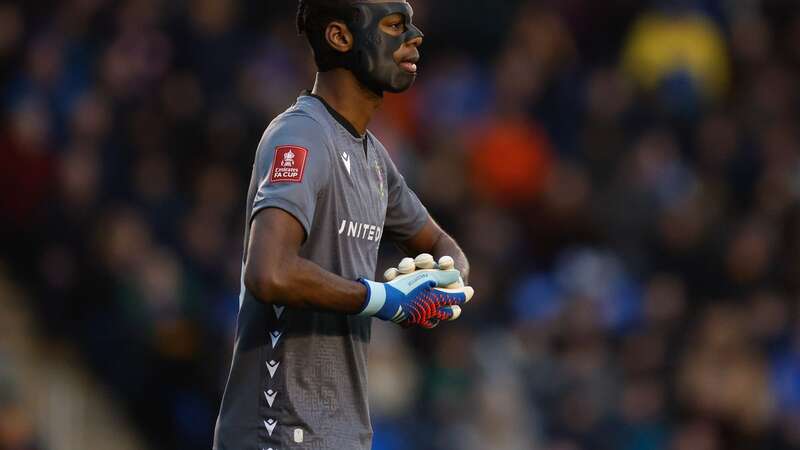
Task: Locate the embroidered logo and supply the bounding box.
[270,146,308,183]
[374,160,385,197]
[282,149,295,166]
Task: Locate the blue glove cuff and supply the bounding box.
[357,279,386,317]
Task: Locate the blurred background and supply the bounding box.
[2,0,800,449]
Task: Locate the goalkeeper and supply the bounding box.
[214,1,474,449]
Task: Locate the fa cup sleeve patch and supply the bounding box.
[270,146,308,183]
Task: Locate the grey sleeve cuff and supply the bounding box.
[251,198,312,241]
[404,210,429,240]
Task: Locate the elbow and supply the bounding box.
[244,262,287,303]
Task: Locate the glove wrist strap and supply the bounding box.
[357,278,386,317]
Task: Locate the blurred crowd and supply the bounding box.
[0,356,41,450]
[0,387,40,450]
[3,0,800,449]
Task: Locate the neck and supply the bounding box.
[311,70,382,136]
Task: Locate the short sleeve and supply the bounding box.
[251,114,331,238]
[380,148,429,242]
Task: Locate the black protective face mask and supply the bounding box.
[345,2,423,96]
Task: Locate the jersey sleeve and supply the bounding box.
[381,149,429,242]
[251,114,331,238]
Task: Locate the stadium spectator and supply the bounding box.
[1,1,800,449]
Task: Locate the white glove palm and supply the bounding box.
[383,254,470,324]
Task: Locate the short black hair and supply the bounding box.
[296,0,355,71]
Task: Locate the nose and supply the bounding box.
[406,34,423,47]
[405,23,424,47]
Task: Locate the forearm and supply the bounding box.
[398,218,470,283]
[429,232,470,283]
[245,255,367,314]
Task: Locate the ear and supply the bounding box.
[325,20,353,53]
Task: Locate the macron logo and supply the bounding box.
[341,152,351,175]
[338,219,382,242]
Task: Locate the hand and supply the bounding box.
[386,254,467,326]
[384,253,465,289]
[357,264,473,329]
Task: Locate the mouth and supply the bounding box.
[398,56,419,74]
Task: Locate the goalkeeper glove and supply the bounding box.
[383,253,469,326]
[384,253,464,288]
[357,267,473,329]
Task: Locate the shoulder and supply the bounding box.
[257,108,334,162]
[263,109,328,145]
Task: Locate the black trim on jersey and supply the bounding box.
[301,90,362,139]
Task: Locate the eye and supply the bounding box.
[390,22,405,32]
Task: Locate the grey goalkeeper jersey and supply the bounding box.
[213,93,429,450]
